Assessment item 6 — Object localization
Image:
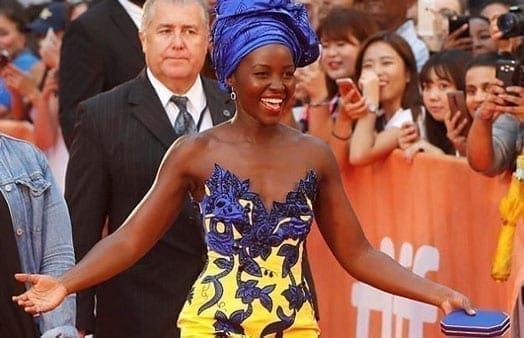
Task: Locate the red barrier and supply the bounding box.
[308,150,521,338]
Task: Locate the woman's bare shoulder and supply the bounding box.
[163,133,208,165]
[289,128,333,158]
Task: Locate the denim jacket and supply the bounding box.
[481,114,524,176]
[0,135,77,337]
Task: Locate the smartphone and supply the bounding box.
[448,15,470,39]
[42,28,56,45]
[495,59,522,106]
[0,50,10,70]
[417,0,436,37]
[496,59,520,88]
[447,90,472,136]
[335,78,361,103]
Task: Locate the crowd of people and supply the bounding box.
[1,0,524,337]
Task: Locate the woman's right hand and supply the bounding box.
[12,273,68,315]
[442,23,472,51]
[294,60,328,104]
[338,91,368,121]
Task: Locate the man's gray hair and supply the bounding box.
[140,0,210,32]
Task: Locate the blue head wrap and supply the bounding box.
[211,0,320,90]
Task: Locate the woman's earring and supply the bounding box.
[230,88,237,101]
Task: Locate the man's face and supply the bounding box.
[361,0,408,30]
[139,0,209,93]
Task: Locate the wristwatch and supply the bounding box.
[367,103,378,114]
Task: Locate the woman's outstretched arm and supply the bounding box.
[313,141,475,314]
[13,137,195,314]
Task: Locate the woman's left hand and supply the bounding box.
[496,85,524,122]
[403,139,444,162]
[398,122,419,150]
[439,289,476,315]
[444,110,468,155]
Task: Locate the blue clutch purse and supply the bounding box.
[440,310,510,337]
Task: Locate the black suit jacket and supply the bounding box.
[58,0,145,148]
[65,71,235,338]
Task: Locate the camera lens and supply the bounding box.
[497,7,524,38]
[498,13,517,34]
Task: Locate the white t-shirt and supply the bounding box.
[29,106,69,194]
[45,131,68,194]
[377,108,414,129]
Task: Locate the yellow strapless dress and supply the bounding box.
[178,164,320,337]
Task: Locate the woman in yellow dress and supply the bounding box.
[13,0,476,336]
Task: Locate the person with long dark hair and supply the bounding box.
[398,49,470,159]
[347,31,422,166]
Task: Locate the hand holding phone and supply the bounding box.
[446,90,472,136]
[336,78,362,103]
[496,59,520,88]
[0,50,11,70]
[359,70,380,112]
[495,59,523,106]
[448,15,470,39]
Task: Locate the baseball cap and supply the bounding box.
[27,2,66,36]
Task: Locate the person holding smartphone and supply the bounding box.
[345,31,423,166]
[398,49,471,160]
[0,4,44,118]
[467,52,524,176]
[294,6,378,145]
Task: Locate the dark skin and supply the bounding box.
[13,44,475,320]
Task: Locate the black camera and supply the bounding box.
[0,50,10,69]
[497,5,524,38]
[496,59,524,88]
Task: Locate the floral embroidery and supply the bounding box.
[199,164,318,334]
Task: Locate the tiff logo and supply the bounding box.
[351,237,440,338]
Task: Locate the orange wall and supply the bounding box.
[308,150,520,338]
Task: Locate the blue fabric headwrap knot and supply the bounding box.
[211,0,320,91]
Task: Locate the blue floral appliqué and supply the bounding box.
[198,164,318,334]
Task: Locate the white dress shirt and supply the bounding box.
[147,68,213,131]
[396,20,430,72]
[118,0,143,29]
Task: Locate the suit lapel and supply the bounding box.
[128,71,176,149]
[202,77,235,125]
[108,1,143,58]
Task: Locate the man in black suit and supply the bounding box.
[58,0,145,148]
[65,0,234,337]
